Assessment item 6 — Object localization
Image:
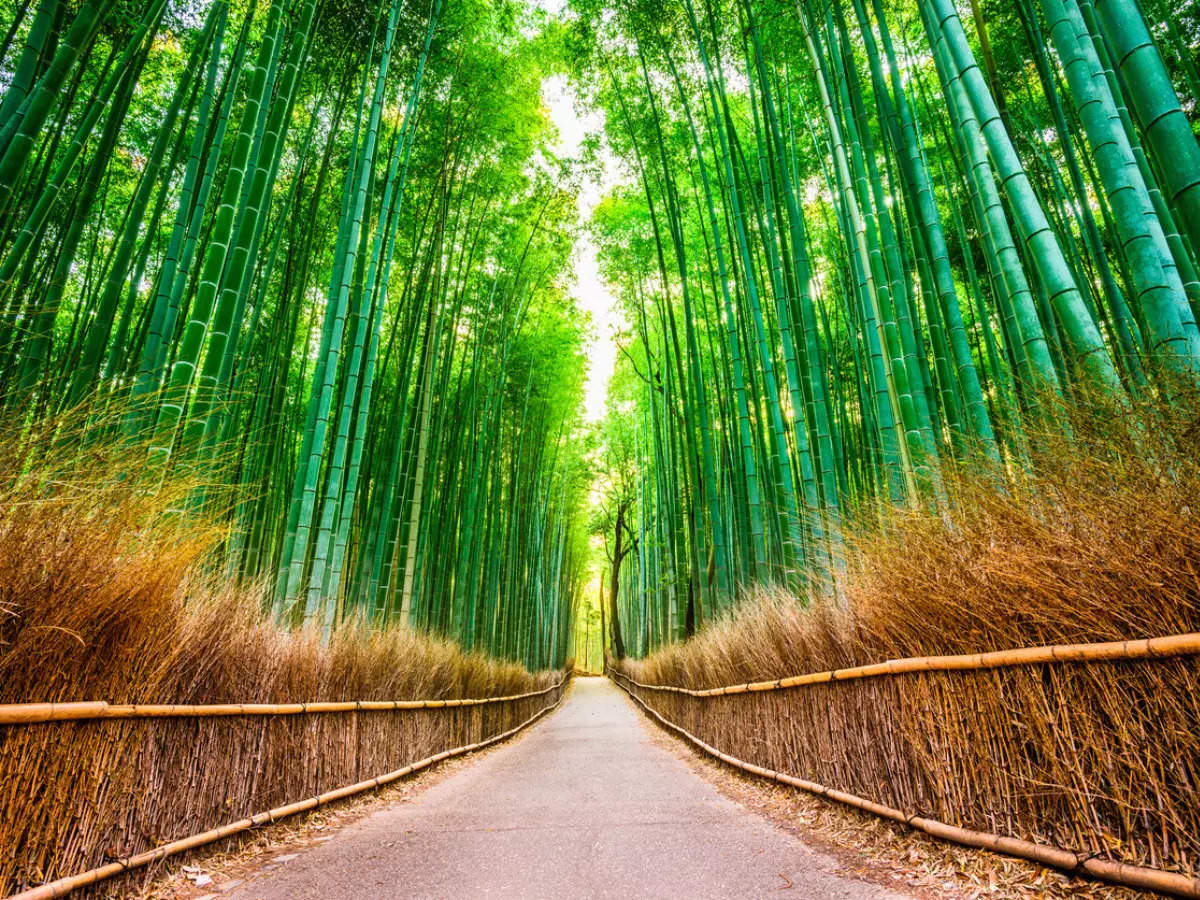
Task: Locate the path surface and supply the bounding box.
[227,678,908,899]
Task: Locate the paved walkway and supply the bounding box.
[227,678,907,899]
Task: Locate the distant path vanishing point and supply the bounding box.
[226,678,909,899]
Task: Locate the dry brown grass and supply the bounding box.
[0,410,563,895]
[616,389,1200,882]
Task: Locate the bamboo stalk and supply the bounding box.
[614,633,1200,697]
[611,672,1200,898]
[5,680,569,900]
[0,677,568,726]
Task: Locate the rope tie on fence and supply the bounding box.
[1073,849,1107,874]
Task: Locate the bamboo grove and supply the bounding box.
[572,0,1200,656]
[3,0,1200,669]
[0,0,593,669]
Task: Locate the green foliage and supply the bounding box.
[1,0,1199,666]
[564,0,1200,657]
[0,0,591,670]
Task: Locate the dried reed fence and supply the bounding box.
[0,578,571,900]
[611,391,1200,895]
[2,674,568,900]
[611,635,1200,897]
[0,412,572,897]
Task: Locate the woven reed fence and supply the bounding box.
[611,635,1200,898]
[0,674,569,898]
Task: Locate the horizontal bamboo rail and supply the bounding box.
[5,676,570,900]
[617,632,1200,697]
[0,680,565,726]
[610,670,1200,898]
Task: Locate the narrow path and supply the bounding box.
[226,678,909,899]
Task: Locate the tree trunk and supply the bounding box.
[609,502,629,661]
